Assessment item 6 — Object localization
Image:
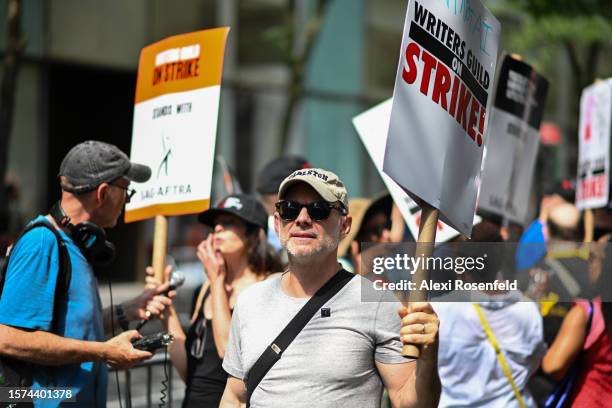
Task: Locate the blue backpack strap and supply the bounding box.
[0,220,72,333]
[0,221,73,387]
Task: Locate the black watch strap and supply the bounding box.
[115,304,129,331]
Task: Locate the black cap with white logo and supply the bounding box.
[198,194,268,235]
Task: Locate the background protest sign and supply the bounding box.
[353,99,480,243]
[479,55,549,224]
[576,79,612,210]
[383,0,500,237]
[126,28,230,223]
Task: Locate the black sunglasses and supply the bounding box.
[190,317,207,359]
[275,200,347,221]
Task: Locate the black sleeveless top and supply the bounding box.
[182,287,228,408]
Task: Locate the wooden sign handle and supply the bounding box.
[152,215,168,283]
[402,203,439,358]
[584,209,594,243]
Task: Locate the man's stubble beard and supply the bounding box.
[282,231,340,264]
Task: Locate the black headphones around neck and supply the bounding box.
[49,201,116,267]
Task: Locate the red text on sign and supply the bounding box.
[402,41,485,147]
[578,175,607,201]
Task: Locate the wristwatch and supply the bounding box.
[115,304,130,331]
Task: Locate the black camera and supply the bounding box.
[132,332,174,352]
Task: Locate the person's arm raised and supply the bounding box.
[197,236,233,359]
[102,272,175,335]
[145,265,189,383]
[542,304,587,381]
[379,302,441,408]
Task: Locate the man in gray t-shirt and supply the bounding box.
[220,168,440,407]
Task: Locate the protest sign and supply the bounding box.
[353,99,480,243]
[479,55,549,224]
[383,0,500,237]
[126,27,230,223]
[383,0,500,358]
[576,79,612,210]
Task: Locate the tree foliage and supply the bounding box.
[508,0,611,20]
[260,0,329,154]
[500,0,611,92]
[494,0,612,176]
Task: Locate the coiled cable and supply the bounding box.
[158,348,170,408]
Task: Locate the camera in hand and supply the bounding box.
[132,332,174,352]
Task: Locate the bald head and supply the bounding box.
[548,202,582,241]
[549,203,580,228]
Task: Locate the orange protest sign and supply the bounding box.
[125,27,229,223]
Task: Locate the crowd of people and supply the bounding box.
[0,141,610,407]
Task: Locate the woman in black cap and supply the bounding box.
[161,194,282,408]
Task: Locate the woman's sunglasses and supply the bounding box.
[275,200,347,221]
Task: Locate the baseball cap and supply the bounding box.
[256,155,310,195]
[278,168,348,208]
[59,140,151,193]
[198,194,268,235]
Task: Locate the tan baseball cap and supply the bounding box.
[278,168,348,208]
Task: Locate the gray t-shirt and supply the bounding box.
[222,273,411,407]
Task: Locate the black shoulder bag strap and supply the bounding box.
[0,221,72,387]
[245,269,354,406]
